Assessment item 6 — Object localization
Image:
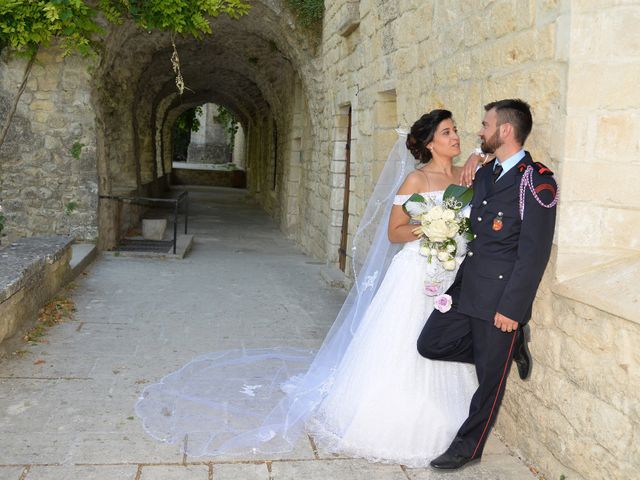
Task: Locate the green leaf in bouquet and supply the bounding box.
[405,193,426,204]
[402,193,426,216]
[443,184,473,208]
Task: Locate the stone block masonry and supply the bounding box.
[0,236,73,354]
[0,49,98,245]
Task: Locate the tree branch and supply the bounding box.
[0,47,39,149]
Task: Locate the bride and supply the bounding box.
[136,110,479,467]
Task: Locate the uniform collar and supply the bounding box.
[494,149,525,180]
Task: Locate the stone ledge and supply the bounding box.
[554,251,640,325]
[319,265,349,290]
[0,236,73,303]
[0,236,73,347]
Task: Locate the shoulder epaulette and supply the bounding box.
[533,161,554,176]
[519,163,559,219]
[517,161,554,176]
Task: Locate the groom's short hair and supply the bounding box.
[485,99,533,146]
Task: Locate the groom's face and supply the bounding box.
[478,108,503,154]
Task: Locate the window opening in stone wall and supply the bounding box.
[373,90,398,182]
[338,1,361,37]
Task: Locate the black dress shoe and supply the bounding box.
[513,324,532,380]
[430,451,480,470]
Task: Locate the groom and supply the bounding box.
[417,99,557,470]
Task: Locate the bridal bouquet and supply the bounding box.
[403,185,473,271]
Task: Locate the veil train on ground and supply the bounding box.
[135,132,414,457]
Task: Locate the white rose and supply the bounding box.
[430,248,438,256]
[424,206,444,221]
[441,209,456,221]
[437,251,451,262]
[446,244,456,253]
[419,245,431,256]
[443,259,457,271]
[424,219,453,242]
[446,221,459,238]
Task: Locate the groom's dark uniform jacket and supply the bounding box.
[417,151,557,460]
[454,152,557,324]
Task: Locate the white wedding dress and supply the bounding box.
[306,190,478,467]
[136,138,479,467]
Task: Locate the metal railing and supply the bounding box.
[99,191,189,254]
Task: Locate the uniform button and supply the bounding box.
[467,251,474,256]
[473,234,477,239]
[482,200,487,205]
[498,275,503,279]
[477,217,482,222]
[498,211,503,216]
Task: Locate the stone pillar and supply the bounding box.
[186,103,230,164]
[232,124,246,169]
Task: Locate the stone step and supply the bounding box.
[69,242,98,280]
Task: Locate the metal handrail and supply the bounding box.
[99,191,189,254]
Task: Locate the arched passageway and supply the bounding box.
[92,2,321,250]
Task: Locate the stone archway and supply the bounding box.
[91,1,321,249]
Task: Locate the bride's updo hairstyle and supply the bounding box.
[406,109,453,164]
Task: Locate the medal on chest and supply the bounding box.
[492,212,504,231]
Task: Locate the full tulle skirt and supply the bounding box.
[307,241,478,466]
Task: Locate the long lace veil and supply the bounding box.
[135,130,415,457]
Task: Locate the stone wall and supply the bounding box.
[0,236,73,353]
[0,48,98,244]
[497,264,640,479]
[171,167,246,188]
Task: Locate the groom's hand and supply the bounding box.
[494,312,519,333]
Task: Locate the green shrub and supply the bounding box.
[286,0,324,27]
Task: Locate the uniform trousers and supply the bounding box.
[417,300,517,459]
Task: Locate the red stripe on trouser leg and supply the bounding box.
[470,332,517,459]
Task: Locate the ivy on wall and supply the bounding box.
[286,0,324,28]
[213,106,239,148]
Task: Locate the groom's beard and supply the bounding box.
[480,130,502,154]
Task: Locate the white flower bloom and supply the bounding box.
[424,219,452,242]
[437,251,450,262]
[446,244,456,253]
[420,245,431,256]
[441,209,456,221]
[443,259,457,271]
[424,205,444,221]
[430,248,438,256]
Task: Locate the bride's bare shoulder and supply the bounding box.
[396,170,429,195]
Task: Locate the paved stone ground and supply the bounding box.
[0,187,536,480]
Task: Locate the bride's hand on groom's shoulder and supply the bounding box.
[459,152,494,187]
